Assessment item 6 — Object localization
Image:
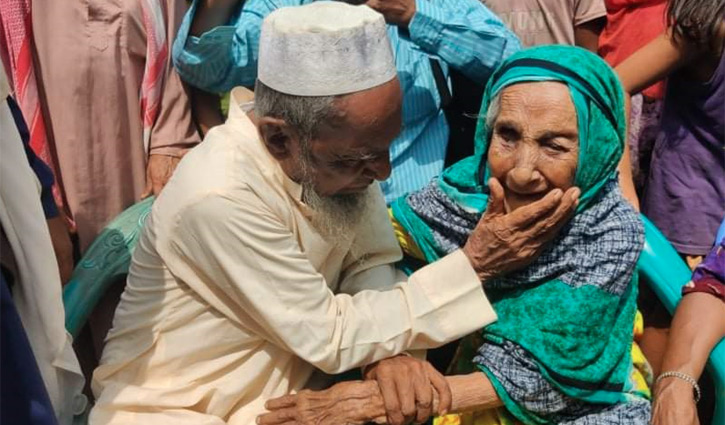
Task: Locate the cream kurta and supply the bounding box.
[90,89,497,425]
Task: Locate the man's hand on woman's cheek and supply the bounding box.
[463,177,580,282]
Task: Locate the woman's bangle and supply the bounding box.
[655,371,701,403]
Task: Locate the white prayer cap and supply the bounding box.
[257,1,396,96]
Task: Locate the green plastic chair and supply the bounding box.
[63,197,154,339]
[639,216,725,424]
[62,202,723,423]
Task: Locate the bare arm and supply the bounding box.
[615,31,695,96]
[258,373,503,425]
[618,95,639,210]
[613,31,694,211]
[190,0,240,36]
[574,17,605,53]
[652,292,725,425]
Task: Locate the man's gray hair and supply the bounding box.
[254,80,338,141]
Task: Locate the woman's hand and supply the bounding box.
[258,381,386,425]
[462,178,579,282]
[652,379,700,425]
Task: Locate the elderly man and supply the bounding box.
[173,0,520,203]
[91,3,575,425]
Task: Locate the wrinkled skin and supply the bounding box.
[363,355,451,425]
[259,381,386,425]
[141,154,183,198]
[258,79,402,197]
[464,81,581,281]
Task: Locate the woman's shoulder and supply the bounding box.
[574,181,644,246]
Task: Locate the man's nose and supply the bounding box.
[363,155,392,181]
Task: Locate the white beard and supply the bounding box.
[301,181,370,239]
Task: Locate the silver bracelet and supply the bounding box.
[655,371,701,403]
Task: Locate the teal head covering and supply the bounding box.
[393,45,628,262]
[441,44,626,214]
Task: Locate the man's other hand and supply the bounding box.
[363,355,451,425]
[365,0,416,27]
[141,154,181,199]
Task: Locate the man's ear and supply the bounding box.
[257,116,298,160]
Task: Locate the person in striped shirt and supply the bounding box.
[173,0,521,203]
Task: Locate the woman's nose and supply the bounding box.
[506,167,545,193]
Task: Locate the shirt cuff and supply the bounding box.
[406,249,497,344]
[408,0,446,52]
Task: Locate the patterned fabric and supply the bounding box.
[391,46,650,424]
[6,96,57,218]
[139,0,169,152]
[0,0,62,209]
[172,0,521,203]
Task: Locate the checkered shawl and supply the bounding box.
[406,180,648,424]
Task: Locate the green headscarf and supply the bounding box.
[393,45,627,262]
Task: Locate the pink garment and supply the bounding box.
[483,0,606,47]
[599,0,667,99]
[0,0,63,210]
[31,0,201,250]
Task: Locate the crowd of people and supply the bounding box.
[0,0,723,425]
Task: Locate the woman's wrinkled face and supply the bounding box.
[487,82,579,213]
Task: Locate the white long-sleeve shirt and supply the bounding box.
[90,88,497,425]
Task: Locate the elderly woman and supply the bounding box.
[258,45,652,425]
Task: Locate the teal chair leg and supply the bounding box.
[638,216,725,424]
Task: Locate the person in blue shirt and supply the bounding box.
[173,0,521,203]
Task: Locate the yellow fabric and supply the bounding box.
[389,210,426,260]
[89,88,497,425]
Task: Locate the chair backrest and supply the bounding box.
[63,197,154,339]
[638,215,725,424]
